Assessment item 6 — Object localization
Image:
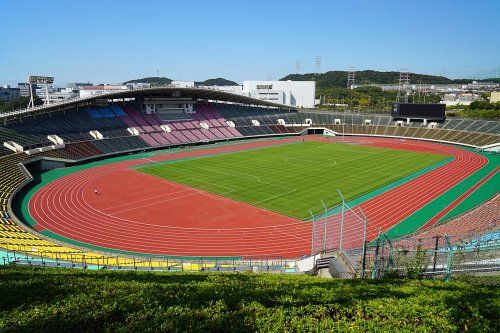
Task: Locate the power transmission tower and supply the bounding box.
[315,56,321,75]
[347,66,356,89]
[296,61,301,74]
[397,69,410,103]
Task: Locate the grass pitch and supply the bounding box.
[138,141,448,219]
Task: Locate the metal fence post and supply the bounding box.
[321,200,329,252]
[309,210,315,255]
[444,234,454,282]
[383,234,393,272]
[356,206,370,267]
[432,236,440,272]
[337,190,346,251]
[371,236,381,279]
[361,241,367,279]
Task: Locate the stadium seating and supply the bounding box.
[42,141,103,160]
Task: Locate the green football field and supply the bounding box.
[137,141,448,219]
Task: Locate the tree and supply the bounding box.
[0,96,43,113]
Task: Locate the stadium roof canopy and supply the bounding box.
[0,86,296,123]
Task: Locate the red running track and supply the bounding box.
[29,136,488,258]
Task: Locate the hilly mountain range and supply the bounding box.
[281,70,499,90]
[124,71,498,90]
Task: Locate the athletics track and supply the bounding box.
[26,136,492,258]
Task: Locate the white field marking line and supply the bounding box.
[100,189,193,211]
[192,165,296,191]
[108,192,200,215]
[192,188,307,221]
[252,188,298,205]
[149,139,301,166]
[271,226,310,241]
[131,169,192,190]
[188,177,237,192]
[282,152,408,177]
[263,144,423,172]
[284,156,337,167]
[196,167,262,183]
[141,157,159,163]
[330,150,441,178]
[263,142,414,159]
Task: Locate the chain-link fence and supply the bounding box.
[364,230,500,281]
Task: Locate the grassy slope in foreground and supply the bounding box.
[0,267,498,332]
[138,141,447,219]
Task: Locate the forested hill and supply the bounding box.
[196,78,239,86]
[123,77,238,86]
[124,77,173,85]
[280,70,489,89]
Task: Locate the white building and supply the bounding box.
[242,80,315,108]
[79,85,128,98]
[490,91,500,103]
[125,82,151,90]
[201,85,243,94]
[171,81,195,88]
[33,86,79,104]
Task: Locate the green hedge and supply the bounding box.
[0,267,498,332]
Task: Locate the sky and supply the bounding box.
[0,0,499,86]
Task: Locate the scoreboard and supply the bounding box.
[392,103,445,120]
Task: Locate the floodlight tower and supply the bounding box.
[347,66,356,89]
[396,69,410,103]
[27,75,54,108]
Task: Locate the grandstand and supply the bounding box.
[0,87,498,275]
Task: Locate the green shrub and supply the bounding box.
[0,266,498,332]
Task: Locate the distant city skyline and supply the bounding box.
[1,0,499,86]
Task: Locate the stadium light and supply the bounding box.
[26,75,55,108]
[28,75,54,84]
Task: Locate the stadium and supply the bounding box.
[2,0,500,330]
[0,86,498,276]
